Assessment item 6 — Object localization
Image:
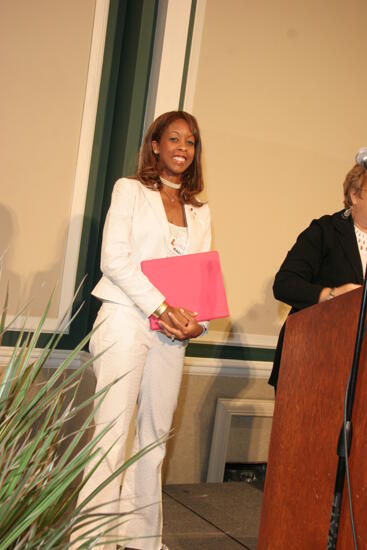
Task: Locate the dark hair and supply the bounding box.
[343,164,367,208]
[136,111,204,206]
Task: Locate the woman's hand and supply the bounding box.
[158,306,203,341]
[319,283,361,302]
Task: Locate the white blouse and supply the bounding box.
[354,224,367,275]
[167,222,188,256]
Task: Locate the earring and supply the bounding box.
[342,208,352,219]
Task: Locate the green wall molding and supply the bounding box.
[187,343,274,362]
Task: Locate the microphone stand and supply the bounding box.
[327,274,367,549]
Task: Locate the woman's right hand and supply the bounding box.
[159,305,188,328]
[158,305,201,341]
[319,283,361,302]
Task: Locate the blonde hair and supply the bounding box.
[343,164,367,208]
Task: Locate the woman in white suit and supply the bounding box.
[75,111,211,550]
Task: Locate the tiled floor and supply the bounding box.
[162,482,263,550]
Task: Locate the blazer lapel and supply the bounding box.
[333,212,363,283]
[140,185,170,244]
[141,185,203,254]
[184,204,201,253]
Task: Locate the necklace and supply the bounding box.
[160,176,181,189]
[161,187,180,204]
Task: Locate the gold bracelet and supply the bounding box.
[152,301,168,318]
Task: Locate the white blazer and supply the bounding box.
[92,178,212,316]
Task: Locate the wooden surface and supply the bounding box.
[258,288,367,549]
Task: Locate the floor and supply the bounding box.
[162,482,263,550]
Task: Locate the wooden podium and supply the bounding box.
[258,288,367,549]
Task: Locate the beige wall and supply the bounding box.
[187,0,367,339]
[164,372,274,484]
[0,0,96,319]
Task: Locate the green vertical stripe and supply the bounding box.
[179,0,197,110]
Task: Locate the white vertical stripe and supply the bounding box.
[183,0,207,113]
[58,0,110,331]
[6,0,110,332]
[144,0,192,131]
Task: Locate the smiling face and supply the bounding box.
[152,118,195,182]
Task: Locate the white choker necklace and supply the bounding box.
[160,177,181,190]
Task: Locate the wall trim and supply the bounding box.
[0,346,271,379]
[207,398,275,482]
[184,356,272,378]
[199,330,277,349]
[0,346,91,371]
[183,0,207,112]
[144,0,192,127]
[178,0,197,109]
[58,0,110,331]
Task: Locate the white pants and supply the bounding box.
[74,302,186,549]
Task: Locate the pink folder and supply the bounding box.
[141,250,229,330]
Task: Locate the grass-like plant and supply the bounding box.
[0,288,156,549]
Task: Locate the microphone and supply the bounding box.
[355,147,367,168]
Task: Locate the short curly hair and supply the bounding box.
[343,164,367,208]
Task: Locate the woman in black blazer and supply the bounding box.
[269,158,367,389]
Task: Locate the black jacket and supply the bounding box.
[269,210,364,388]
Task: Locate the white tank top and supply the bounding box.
[167,222,188,256]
